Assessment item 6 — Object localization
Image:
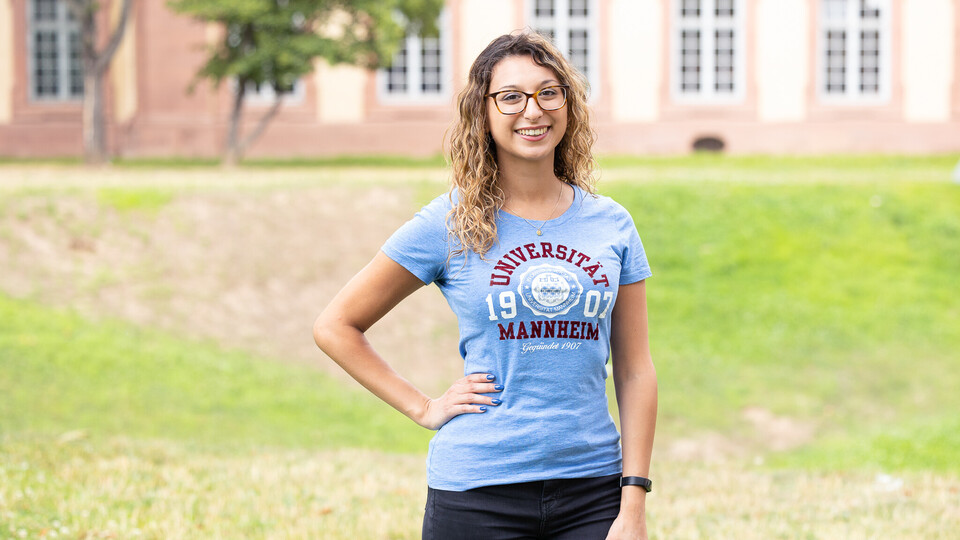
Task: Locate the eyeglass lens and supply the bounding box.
[495,87,566,114]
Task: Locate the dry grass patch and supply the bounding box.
[2,439,957,540]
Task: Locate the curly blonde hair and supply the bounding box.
[446,31,597,261]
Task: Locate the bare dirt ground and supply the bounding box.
[0,165,461,395]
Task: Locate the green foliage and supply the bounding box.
[168,0,444,92]
[0,295,431,453]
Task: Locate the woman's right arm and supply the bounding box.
[313,251,501,430]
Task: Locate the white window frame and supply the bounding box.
[526,0,601,100]
[26,0,83,102]
[377,10,452,104]
[817,0,891,104]
[670,0,746,104]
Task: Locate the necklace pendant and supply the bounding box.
[536,229,542,236]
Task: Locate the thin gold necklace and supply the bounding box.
[505,182,564,236]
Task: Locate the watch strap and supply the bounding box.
[619,476,653,492]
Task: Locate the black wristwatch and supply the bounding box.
[619,476,653,492]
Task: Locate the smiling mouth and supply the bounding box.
[515,127,549,136]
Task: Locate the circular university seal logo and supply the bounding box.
[517,264,583,318]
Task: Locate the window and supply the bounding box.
[528,0,599,95]
[819,0,890,101]
[27,0,83,101]
[379,12,449,102]
[672,0,745,102]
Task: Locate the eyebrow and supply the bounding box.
[495,79,560,91]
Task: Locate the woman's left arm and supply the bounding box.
[606,279,657,540]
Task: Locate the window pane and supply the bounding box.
[568,29,589,77]
[535,0,555,17]
[860,0,881,19]
[69,30,83,96]
[681,29,701,92]
[386,45,408,93]
[33,31,60,97]
[681,0,701,18]
[569,0,588,17]
[825,30,846,93]
[859,30,879,93]
[34,0,58,22]
[716,0,734,17]
[420,37,442,93]
[29,0,84,101]
[714,30,734,92]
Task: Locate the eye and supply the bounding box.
[539,88,559,98]
[498,92,524,103]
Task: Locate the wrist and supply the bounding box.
[619,475,649,514]
[620,488,647,510]
[410,395,433,427]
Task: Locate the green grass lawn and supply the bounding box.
[2,156,958,538]
[0,295,430,453]
[603,179,960,473]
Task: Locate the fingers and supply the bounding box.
[456,393,502,407]
[454,403,489,415]
[462,373,504,395]
[442,373,504,415]
[465,372,497,383]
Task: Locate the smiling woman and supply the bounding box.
[314,32,657,540]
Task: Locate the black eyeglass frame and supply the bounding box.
[485,85,570,115]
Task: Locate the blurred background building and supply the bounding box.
[0,0,958,158]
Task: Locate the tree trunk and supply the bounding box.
[82,70,106,164]
[224,81,246,167]
[68,0,135,165]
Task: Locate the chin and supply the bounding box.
[510,147,555,163]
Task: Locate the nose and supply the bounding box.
[523,95,543,120]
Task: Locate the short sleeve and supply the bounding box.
[381,195,452,285]
[617,206,653,285]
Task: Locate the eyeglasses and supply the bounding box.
[485,85,569,115]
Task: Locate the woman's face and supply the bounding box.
[485,55,567,167]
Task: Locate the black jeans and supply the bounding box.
[422,474,621,540]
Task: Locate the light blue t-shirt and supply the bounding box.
[381,185,652,491]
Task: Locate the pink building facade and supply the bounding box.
[0,0,958,158]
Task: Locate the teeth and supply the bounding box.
[516,127,548,136]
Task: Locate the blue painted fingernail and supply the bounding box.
[494,384,504,391]
[479,406,487,412]
[486,374,496,381]
[491,399,502,405]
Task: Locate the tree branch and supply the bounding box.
[94,0,135,74]
[237,95,283,155]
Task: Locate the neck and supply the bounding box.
[497,152,560,204]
